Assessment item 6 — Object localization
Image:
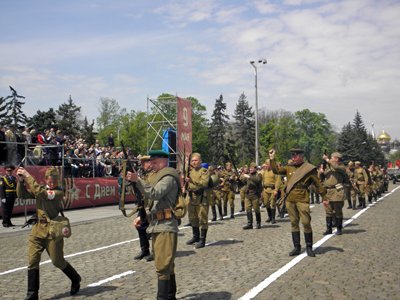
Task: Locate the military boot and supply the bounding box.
[336,218,343,235]
[361,199,366,208]
[186,227,200,245]
[168,274,177,300]
[195,229,208,248]
[211,206,217,222]
[347,199,352,209]
[243,212,253,230]
[270,208,276,224]
[255,212,261,229]
[239,201,245,212]
[134,229,150,260]
[332,216,337,228]
[357,197,363,208]
[289,231,301,256]
[304,232,316,257]
[265,208,271,223]
[25,269,39,300]
[217,205,223,220]
[368,195,373,203]
[157,279,170,300]
[223,204,228,216]
[323,217,333,235]
[230,207,235,219]
[62,263,81,295]
[352,200,357,210]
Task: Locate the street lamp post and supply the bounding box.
[250,58,267,166]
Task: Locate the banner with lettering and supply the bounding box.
[176,97,192,172]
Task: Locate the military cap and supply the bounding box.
[5,165,15,171]
[348,161,354,166]
[331,152,342,158]
[45,167,59,178]
[264,159,271,164]
[137,154,151,161]
[148,149,169,159]
[225,162,232,167]
[289,148,304,154]
[355,161,361,165]
[243,165,248,168]
[249,162,257,168]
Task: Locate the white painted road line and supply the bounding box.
[239,185,400,300]
[87,270,136,287]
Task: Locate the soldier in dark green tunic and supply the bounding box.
[270,148,326,257]
[242,162,263,229]
[17,167,81,300]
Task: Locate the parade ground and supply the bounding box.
[1,184,399,300]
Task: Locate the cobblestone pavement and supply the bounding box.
[1,184,399,299]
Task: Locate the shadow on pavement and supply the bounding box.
[179,291,232,299]
[47,285,118,299]
[315,246,344,254]
[343,229,366,234]
[344,222,358,227]
[207,239,243,247]
[176,250,196,257]
[260,224,280,229]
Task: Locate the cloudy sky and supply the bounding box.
[1,0,399,140]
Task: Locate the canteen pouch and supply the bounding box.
[48,216,72,242]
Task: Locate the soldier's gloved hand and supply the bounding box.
[1,198,6,203]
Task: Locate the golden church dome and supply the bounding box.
[377,130,391,142]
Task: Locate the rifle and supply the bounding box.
[22,214,37,228]
[119,142,147,224]
[182,151,192,197]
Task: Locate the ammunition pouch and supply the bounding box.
[150,208,174,222]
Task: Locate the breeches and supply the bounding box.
[286,201,312,233]
[28,235,67,270]
[221,191,235,208]
[152,232,177,280]
[262,191,276,208]
[245,197,260,213]
[188,203,209,229]
[325,201,344,218]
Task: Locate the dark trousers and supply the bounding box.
[2,194,16,225]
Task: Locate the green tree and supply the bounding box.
[56,95,82,138]
[96,97,123,130]
[81,117,96,145]
[28,108,57,133]
[232,92,255,165]
[2,87,28,127]
[208,94,229,165]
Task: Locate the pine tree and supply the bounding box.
[28,108,57,133]
[56,95,82,138]
[81,117,96,145]
[337,123,354,162]
[232,92,255,165]
[2,86,28,127]
[208,94,229,165]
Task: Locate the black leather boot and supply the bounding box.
[62,263,81,295]
[255,212,261,229]
[223,204,227,216]
[195,229,208,248]
[323,217,333,235]
[134,229,150,260]
[186,226,200,245]
[362,199,366,208]
[25,269,39,300]
[230,207,235,219]
[211,206,217,221]
[304,232,315,257]
[240,201,245,212]
[336,218,343,235]
[266,208,271,223]
[332,216,337,228]
[243,212,253,230]
[289,231,301,256]
[157,279,170,300]
[217,205,223,220]
[271,208,276,224]
[168,274,177,300]
[347,199,352,209]
[352,200,357,210]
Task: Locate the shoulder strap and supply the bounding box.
[285,162,316,195]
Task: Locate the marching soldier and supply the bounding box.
[127,150,180,300]
[207,166,219,221]
[184,153,210,248]
[270,148,326,257]
[219,162,236,219]
[346,161,358,210]
[242,162,262,229]
[261,159,281,224]
[354,161,368,208]
[17,167,81,300]
[322,152,347,235]
[1,165,17,227]
[239,165,249,213]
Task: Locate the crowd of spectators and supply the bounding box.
[0,125,134,178]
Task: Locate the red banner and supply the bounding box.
[0,166,134,217]
[176,97,192,171]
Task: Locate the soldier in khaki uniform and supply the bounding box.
[270,148,326,257]
[346,161,358,210]
[128,150,180,300]
[354,161,368,208]
[242,162,263,229]
[207,166,219,221]
[17,167,81,300]
[261,159,281,224]
[322,152,348,235]
[184,153,210,248]
[239,165,249,213]
[219,162,237,218]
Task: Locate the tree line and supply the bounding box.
[0,88,386,167]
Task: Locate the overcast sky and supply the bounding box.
[1,0,399,140]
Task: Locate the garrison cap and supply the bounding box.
[355,161,361,165]
[249,162,257,168]
[225,162,232,167]
[137,154,151,161]
[45,167,59,178]
[331,152,342,158]
[148,150,169,159]
[264,159,271,164]
[348,161,354,166]
[289,148,304,154]
[243,165,248,168]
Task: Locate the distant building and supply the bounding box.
[376,130,400,159]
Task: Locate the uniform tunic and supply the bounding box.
[187,167,209,229]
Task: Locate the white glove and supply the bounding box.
[1,198,6,204]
